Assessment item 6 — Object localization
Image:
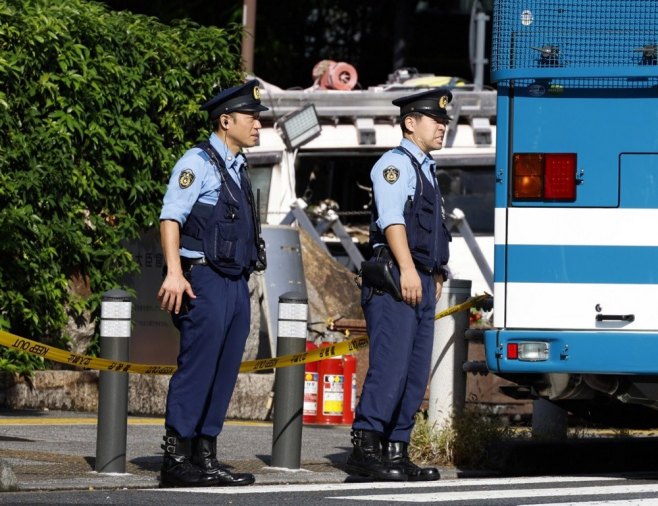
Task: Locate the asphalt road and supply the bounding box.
[4,410,658,505]
[4,475,658,505]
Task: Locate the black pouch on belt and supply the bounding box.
[359,246,402,301]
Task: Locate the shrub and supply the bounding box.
[0,0,244,371]
[410,408,517,468]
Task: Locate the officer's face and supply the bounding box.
[408,115,447,153]
[226,112,262,151]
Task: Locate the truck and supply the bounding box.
[484,0,658,427]
[244,67,498,296]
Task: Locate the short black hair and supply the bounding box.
[400,112,424,134]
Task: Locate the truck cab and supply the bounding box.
[244,72,498,296]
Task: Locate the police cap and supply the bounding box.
[201,79,269,120]
[392,88,452,122]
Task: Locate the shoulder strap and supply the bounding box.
[393,145,424,200]
[195,141,232,185]
[394,145,423,172]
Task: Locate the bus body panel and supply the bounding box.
[488,0,658,416]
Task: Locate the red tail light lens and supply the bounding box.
[512,153,577,201]
[544,153,577,200]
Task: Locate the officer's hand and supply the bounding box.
[434,273,444,302]
[400,266,422,306]
[157,272,196,315]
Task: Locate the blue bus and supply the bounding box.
[484,0,658,427]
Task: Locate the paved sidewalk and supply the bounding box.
[0,409,461,491]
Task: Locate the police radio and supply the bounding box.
[254,188,267,272]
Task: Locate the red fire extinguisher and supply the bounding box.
[342,353,357,425]
[315,335,344,425]
[303,338,319,424]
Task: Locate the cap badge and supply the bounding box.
[179,169,195,189]
[439,95,448,109]
[253,86,261,100]
[383,166,400,184]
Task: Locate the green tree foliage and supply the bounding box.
[0,0,243,370]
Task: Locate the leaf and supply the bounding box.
[0,0,243,372]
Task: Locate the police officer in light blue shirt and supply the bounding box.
[157,79,267,488]
[346,88,452,482]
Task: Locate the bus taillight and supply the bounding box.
[512,154,543,198]
[512,153,577,201]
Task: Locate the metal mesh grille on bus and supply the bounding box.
[512,77,658,89]
[492,0,658,72]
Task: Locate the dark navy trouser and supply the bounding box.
[165,264,250,439]
[353,269,436,443]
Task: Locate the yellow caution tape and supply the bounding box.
[0,330,177,375]
[434,293,489,321]
[239,335,369,373]
[0,294,490,375]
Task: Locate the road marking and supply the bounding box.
[331,483,658,502]
[151,476,624,495]
[0,417,270,427]
[521,498,658,506]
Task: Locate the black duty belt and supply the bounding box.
[413,260,435,275]
[181,256,207,269]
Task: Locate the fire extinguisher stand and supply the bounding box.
[303,337,319,424]
[342,352,357,425]
[271,292,308,469]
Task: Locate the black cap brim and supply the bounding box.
[231,103,269,113]
[422,111,452,122]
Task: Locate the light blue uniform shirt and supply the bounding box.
[160,132,245,257]
[372,138,437,232]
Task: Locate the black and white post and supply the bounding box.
[95,289,131,473]
[271,291,308,469]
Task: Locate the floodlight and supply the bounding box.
[277,104,321,151]
[355,117,376,145]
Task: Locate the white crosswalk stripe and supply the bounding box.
[151,475,658,504]
[331,483,658,503]
[151,475,623,495]
[522,499,658,506]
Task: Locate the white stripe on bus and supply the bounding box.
[496,208,658,246]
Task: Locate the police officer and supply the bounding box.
[346,88,452,481]
[157,79,268,488]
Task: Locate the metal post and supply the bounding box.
[447,208,494,292]
[241,0,256,73]
[428,279,472,429]
[327,209,365,271]
[474,10,490,91]
[280,199,329,253]
[95,289,131,473]
[271,292,308,469]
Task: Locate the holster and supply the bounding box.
[254,237,267,272]
[359,247,402,301]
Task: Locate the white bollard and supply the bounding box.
[428,279,472,430]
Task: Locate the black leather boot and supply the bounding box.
[345,429,407,481]
[192,435,255,486]
[382,441,440,481]
[160,430,217,488]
